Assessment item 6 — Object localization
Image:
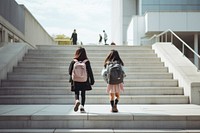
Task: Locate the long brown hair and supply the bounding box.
[74,47,88,61]
[104,49,124,68]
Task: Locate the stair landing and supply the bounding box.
[0,104,200,129]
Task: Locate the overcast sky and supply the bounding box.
[15,0,112,44]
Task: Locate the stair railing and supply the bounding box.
[148,29,200,71]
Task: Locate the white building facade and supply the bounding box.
[112,0,200,45]
[112,0,200,65]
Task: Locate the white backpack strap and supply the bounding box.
[82,59,88,63]
[74,59,88,63]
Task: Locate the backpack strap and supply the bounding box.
[74,59,78,62]
[82,59,88,63]
[73,59,88,63]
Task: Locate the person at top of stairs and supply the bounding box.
[103,49,125,113]
[68,47,95,113]
[70,29,78,45]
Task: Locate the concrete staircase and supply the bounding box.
[1,45,200,132]
[0,45,188,104]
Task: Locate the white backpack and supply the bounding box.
[72,59,88,82]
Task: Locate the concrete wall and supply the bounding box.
[145,12,200,32]
[0,16,24,43]
[152,42,200,105]
[0,0,55,46]
[122,0,137,45]
[127,16,145,45]
[0,43,30,86]
[0,0,25,34]
[112,0,137,45]
[23,6,55,46]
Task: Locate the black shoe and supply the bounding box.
[112,105,118,113]
[80,105,86,113]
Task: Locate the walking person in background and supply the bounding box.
[71,29,78,45]
[69,47,95,113]
[102,49,125,112]
[99,34,102,44]
[103,30,108,45]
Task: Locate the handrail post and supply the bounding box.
[155,36,159,42]
[165,33,167,42]
[182,43,185,56]
[171,33,173,44]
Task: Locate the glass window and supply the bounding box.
[142,0,200,14]
[159,5,186,11]
[142,0,160,5]
[160,0,187,4]
[188,0,200,4]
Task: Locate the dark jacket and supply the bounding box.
[71,33,77,41]
[68,60,95,91]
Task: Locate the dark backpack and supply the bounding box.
[106,61,124,84]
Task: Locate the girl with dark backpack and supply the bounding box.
[103,49,125,112]
[69,47,95,113]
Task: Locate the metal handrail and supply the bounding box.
[149,29,200,70]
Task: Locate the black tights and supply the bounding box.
[75,90,86,106]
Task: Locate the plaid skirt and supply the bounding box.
[106,83,124,93]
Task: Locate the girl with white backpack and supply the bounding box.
[68,47,95,113]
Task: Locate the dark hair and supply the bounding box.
[104,49,124,68]
[111,42,116,45]
[74,47,88,61]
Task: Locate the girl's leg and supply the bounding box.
[115,92,120,105]
[113,92,120,112]
[109,93,115,101]
[74,90,80,112]
[81,90,86,106]
[80,90,86,113]
[75,90,79,100]
[109,93,115,112]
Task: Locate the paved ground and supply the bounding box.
[1,104,200,116]
[1,104,200,132]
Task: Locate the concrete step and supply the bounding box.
[0,104,199,129]
[19,59,164,64]
[22,57,162,63]
[17,62,167,70]
[24,53,158,58]
[28,49,155,54]
[36,45,153,50]
[18,61,165,67]
[1,79,178,87]
[7,73,173,80]
[0,87,183,95]
[20,63,165,70]
[9,70,172,75]
[23,56,161,60]
[0,95,189,104]
[12,66,169,73]
[1,129,200,133]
